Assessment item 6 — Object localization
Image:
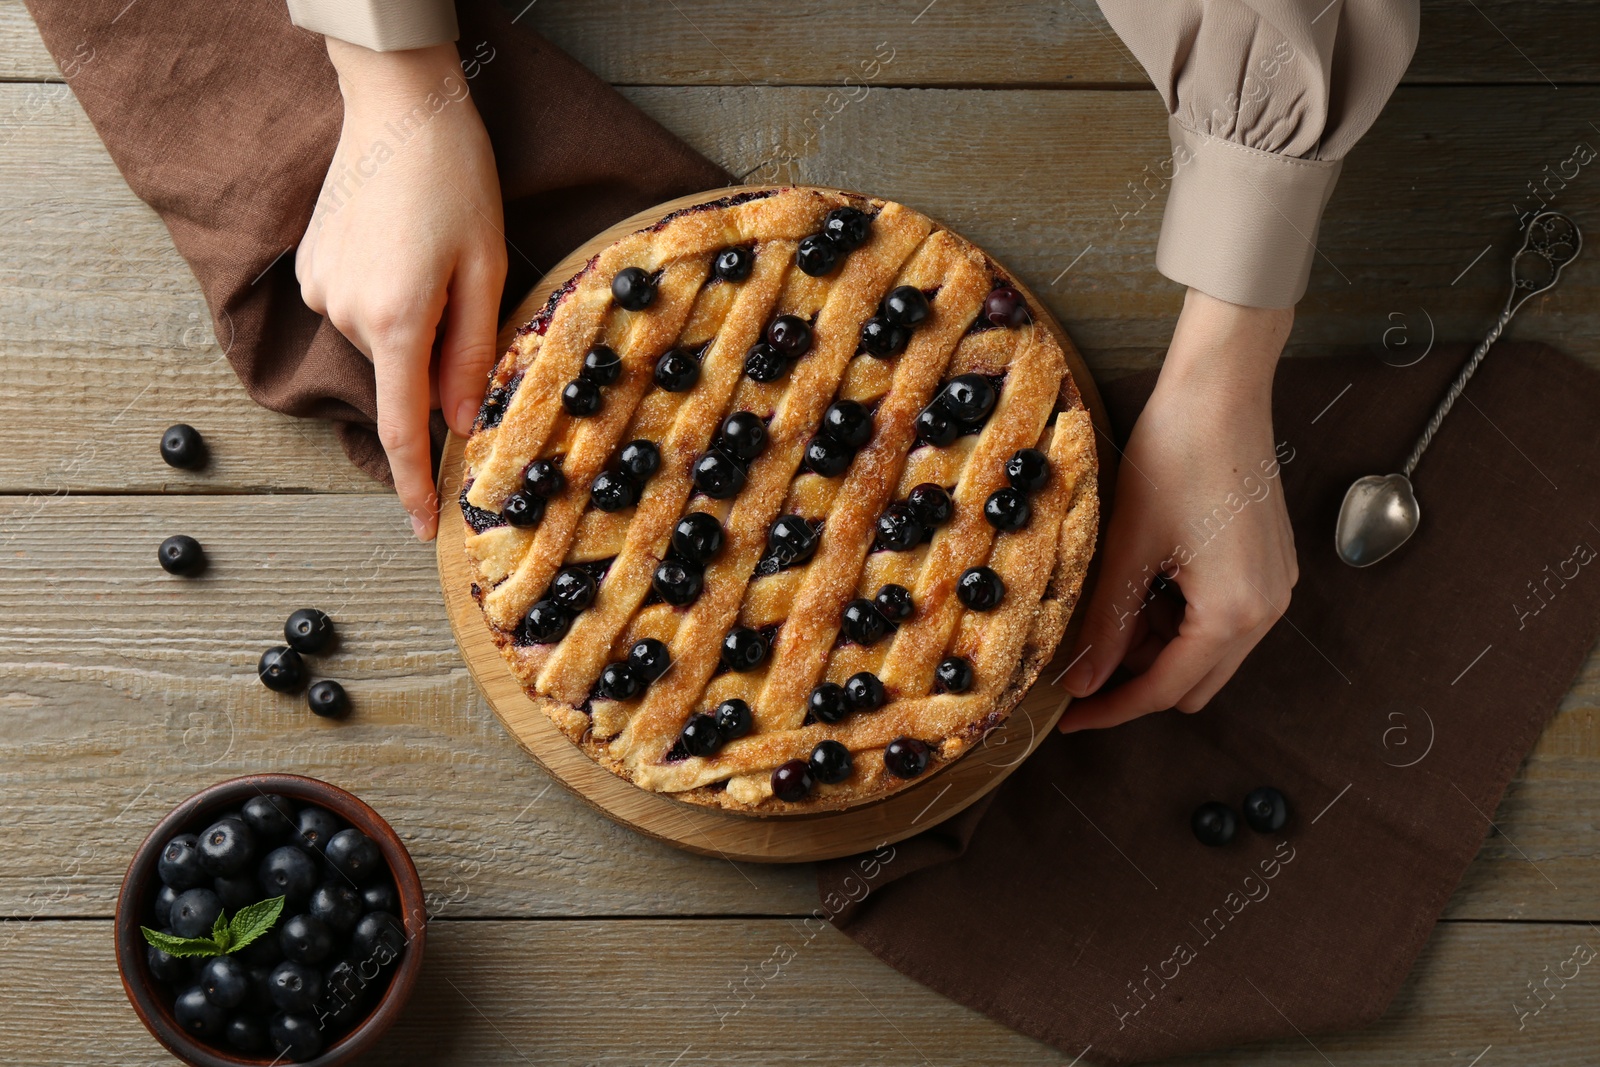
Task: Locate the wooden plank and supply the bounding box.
[1,918,1596,1064]
[3,83,1598,494]
[0,494,1593,920]
[3,1,1597,86]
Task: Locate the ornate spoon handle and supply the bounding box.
[1400,308,1510,478]
[1399,211,1580,482]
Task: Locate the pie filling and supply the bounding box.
[460,188,1098,812]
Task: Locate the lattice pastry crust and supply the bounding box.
[459,187,1098,813]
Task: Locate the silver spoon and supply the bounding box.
[1335,211,1582,568]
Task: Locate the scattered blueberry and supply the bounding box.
[590,469,642,512]
[718,411,767,461]
[860,316,909,358]
[611,266,655,311]
[715,698,753,740]
[983,286,1030,328]
[160,424,207,470]
[884,737,931,779]
[874,583,914,622]
[914,406,959,447]
[907,483,952,528]
[795,235,838,277]
[325,829,382,884]
[173,985,227,1038]
[766,315,813,358]
[672,513,724,564]
[939,374,998,424]
[822,206,872,251]
[984,487,1031,531]
[714,246,754,282]
[618,439,661,480]
[596,661,643,701]
[258,646,306,693]
[654,348,700,392]
[882,285,930,327]
[809,740,853,784]
[561,378,603,417]
[844,671,887,710]
[821,400,873,450]
[523,459,565,498]
[771,759,815,801]
[1006,448,1050,493]
[158,833,207,891]
[549,567,597,611]
[158,534,206,576]
[1192,802,1237,846]
[804,435,854,478]
[520,600,572,644]
[875,503,924,552]
[809,683,851,725]
[680,713,723,758]
[653,559,703,606]
[743,341,789,383]
[170,887,223,939]
[692,450,745,498]
[258,846,319,905]
[720,627,769,672]
[199,955,250,1009]
[1243,787,1290,833]
[628,638,672,682]
[766,515,818,567]
[198,819,256,877]
[842,599,890,646]
[956,567,1005,611]
[581,344,622,386]
[307,680,350,719]
[502,491,545,528]
[283,608,333,654]
[935,656,973,693]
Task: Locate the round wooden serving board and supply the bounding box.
[436,186,1111,863]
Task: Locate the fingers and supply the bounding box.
[371,329,441,541]
[1061,520,1164,698]
[1057,630,1217,733]
[439,253,507,436]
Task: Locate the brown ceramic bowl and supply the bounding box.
[115,774,426,1066]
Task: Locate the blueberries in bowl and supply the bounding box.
[134,794,412,1063]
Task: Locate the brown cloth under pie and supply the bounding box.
[22,0,728,484]
[820,341,1600,1064]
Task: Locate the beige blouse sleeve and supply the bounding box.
[286,0,458,52]
[1097,0,1419,308]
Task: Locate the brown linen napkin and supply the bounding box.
[820,342,1600,1065]
[23,0,729,484]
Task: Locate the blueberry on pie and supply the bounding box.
[459,187,1097,812]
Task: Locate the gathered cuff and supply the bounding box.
[286,0,459,52]
[1156,117,1343,309]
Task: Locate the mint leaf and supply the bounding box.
[210,911,233,952]
[227,895,285,954]
[141,926,224,959]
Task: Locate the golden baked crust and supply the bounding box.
[459,187,1098,814]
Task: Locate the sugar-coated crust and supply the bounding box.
[460,187,1099,815]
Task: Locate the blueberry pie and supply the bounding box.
[458,187,1098,813]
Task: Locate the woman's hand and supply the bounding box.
[296,39,507,540]
[1058,289,1298,731]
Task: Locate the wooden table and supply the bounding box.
[2,3,1597,1063]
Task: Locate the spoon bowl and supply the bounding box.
[1336,473,1420,567]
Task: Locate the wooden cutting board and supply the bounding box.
[435,186,1111,863]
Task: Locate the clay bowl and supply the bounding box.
[114,774,426,1066]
